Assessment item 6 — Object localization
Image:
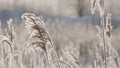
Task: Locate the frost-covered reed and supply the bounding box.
[91,0,120,68]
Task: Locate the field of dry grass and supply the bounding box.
[0,13,119,68]
[0,0,119,68]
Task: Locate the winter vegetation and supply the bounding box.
[0,13,119,68]
[0,0,119,68]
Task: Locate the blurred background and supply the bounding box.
[0,0,120,17]
[0,0,120,24]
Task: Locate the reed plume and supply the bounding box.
[91,0,120,68]
[22,13,61,68]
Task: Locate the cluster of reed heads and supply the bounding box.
[0,0,119,68]
[0,13,80,68]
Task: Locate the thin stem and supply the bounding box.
[101,16,108,68]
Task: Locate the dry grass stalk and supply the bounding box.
[91,0,120,68]
[22,13,61,68]
[62,52,80,68]
[0,19,15,68]
[0,19,23,68]
[0,19,15,53]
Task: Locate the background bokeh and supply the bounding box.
[0,0,120,17]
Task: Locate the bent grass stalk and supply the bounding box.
[22,13,61,68]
